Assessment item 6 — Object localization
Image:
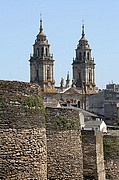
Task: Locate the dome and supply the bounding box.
[77,24,90,49]
[77,37,90,49]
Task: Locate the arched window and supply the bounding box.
[46,48,48,56]
[79,52,82,60]
[36,48,39,56]
[47,66,50,80]
[83,52,86,60]
[87,52,89,60]
[79,72,81,81]
[41,47,44,56]
[78,101,80,108]
[89,72,92,82]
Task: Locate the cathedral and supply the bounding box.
[29,18,97,109]
[72,24,95,93]
[29,17,55,90]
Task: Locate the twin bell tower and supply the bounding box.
[29,17,55,91]
[29,18,96,94]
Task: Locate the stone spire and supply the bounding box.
[72,23,96,93]
[82,22,85,38]
[66,72,70,88]
[29,17,55,91]
[40,14,43,33]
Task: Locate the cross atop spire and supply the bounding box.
[40,13,43,33]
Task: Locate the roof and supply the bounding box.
[60,106,98,118]
[38,31,46,37]
[78,108,98,118]
[85,120,104,128]
[80,35,88,41]
[60,87,81,94]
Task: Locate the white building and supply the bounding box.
[84,120,107,133]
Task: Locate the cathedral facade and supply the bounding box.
[29,18,96,109]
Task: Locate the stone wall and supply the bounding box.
[0,80,47,179]
[1,80,119,180]
[103,135,119,180]
[81,130,105,180]
[46,107,83,180]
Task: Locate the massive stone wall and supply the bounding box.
[1,80,119,180]
[81,130,105,180]
[0,81,47,179]
[46,107,83,180]
[103,134,119,180]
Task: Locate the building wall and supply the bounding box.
[88,91,105,116]
[46,107,83,180]
[88,90,119,121]
[104,102,117,119]
[43,90,85,108]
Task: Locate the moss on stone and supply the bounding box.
[103,135,119,160]
[53,115,80,130]
[16,95,44,113]
[0,94,45,114]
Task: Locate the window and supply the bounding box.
[79,52,82,60]
[78,101,80,108]
[47,66,50,79]
[41,47,44,56]
[116,94,119,98]
[36,48,39,56]
[46,48,48,56]
[79,72,81,81]
[87,52,89,60]
[89,72,91,82]
[83,52,86,59]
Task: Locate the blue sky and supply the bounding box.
[0,0,119,89]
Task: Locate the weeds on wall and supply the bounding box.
[53,115,80,130]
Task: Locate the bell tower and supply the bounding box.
[72,24,95,93]
[29,17,55,91]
